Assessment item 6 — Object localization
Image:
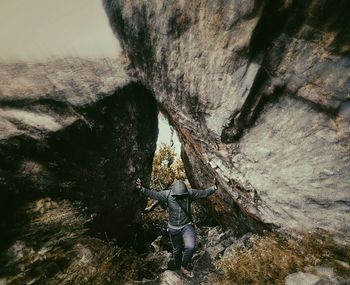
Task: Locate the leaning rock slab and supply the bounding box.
[104,0,350,235]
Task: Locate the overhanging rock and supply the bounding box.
[104,0,350,235]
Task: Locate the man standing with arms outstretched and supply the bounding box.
[136,178,217,278]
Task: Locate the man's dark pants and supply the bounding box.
[168,224,196,270]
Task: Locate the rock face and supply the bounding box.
[0,57,158,243]
[103,0,350,234]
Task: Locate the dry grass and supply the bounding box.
[216,231,350,285]
[2,198,148,285]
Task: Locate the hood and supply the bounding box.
[171,180,189,196]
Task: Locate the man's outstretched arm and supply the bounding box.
[189,178,218,201]
[189,187,217,200]
[136,178,169,202]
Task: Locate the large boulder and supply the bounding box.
[103,0,350,235]
[0,57,158,243]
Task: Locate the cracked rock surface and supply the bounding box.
[104,0,350,235]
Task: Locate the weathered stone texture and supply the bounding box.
[0,58,158,242]
[104,0,350,234]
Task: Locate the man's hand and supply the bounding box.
[213,177,218,190]
[136,178,142,190]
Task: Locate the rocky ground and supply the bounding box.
[0,198,159,285]
[0,197,349,285]
[0,197,225,285]
[148,227,350,285]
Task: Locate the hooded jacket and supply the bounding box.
[141,180,216,227]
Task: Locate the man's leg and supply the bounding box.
[168,228,183,270]
[181,224,196,270]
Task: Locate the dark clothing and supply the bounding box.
[171,180,189,196]
[140,180,216,270]
[168,224,196,269]
[140,186,216,227]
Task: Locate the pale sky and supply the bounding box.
[158,113,182,155]
[0,1,181,153]
[0,0,121,62]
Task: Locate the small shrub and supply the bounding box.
[150,143,186,192]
